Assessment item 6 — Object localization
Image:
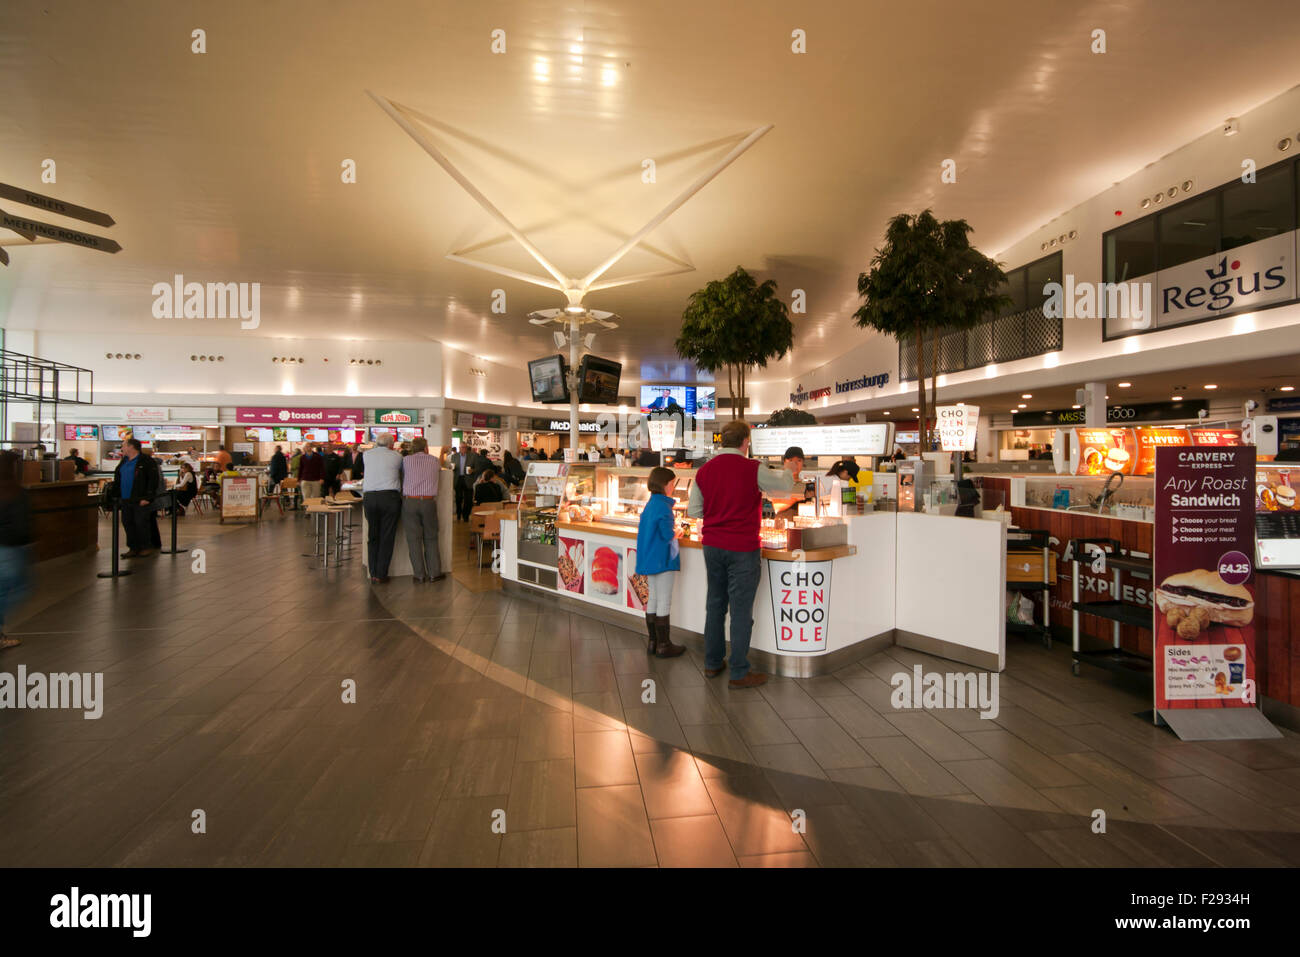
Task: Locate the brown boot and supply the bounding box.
[728,671,768,689]
[654,616,686,658]
[644,613,658,654]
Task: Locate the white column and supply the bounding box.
[1083,382,1106,427]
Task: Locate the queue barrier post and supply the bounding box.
[97,498,132,579]
[159,491,182,555]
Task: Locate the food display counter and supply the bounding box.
[501,461,1009,675]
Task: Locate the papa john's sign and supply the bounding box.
[768,559,832,652]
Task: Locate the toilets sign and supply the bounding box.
[769,560,832,652]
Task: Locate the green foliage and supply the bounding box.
[853,210,1009,445]
[676,266,794,418]
[763,407,818,427]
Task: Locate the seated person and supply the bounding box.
[473,467,509,505]
[174,463,199,513]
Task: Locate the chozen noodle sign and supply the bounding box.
[937,405,978,452]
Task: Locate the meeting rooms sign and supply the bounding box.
[1107,231,1297,334]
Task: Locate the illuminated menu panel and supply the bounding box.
[750,424,891,457]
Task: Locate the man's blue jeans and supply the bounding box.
[702,546,762,680]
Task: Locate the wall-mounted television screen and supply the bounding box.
[529,354,569,404]
[577,355,622,405]
[63,424,99,441]
[639,385,715,419]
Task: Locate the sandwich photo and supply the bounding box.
[1154,569,1254,627]
[1276,484,1297,510]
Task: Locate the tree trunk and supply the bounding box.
[728,365,737,420]
[738,365,745,421]
[929,325,940,448]
[914,319,926,455]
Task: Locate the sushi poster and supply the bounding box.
[588,543,623,605]
[558,537,585,594]
[626,548,649,611]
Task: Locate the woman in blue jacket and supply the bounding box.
[635,467,686,658]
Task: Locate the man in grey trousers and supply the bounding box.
[400,437,445,582]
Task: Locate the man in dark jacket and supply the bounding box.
[268,445,289,487]
[323,449,345,497]
[64,448,91,475]
[114,439,163,558]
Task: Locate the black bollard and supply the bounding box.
[97,498,133,579]
[160,492,182,554]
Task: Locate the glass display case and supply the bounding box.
[1016,474,1155,519]
[516,462,597,566]
[591,467,694,527]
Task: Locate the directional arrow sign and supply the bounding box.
[0,246,8,266]
[0,183,115,227]
[0,208,121,254]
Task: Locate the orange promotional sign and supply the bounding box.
[1135,427,1192,475]
[1074,428,1138,475]
[1189,428,1242,446]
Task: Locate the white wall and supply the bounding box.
[780,83,1300,417]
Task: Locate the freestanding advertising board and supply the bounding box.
[1152,445,1278,739]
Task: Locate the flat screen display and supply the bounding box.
[302,428,330,442]
[577,355,622,405]
[244,427,270,442]
[640,385,716,419]
[369,427,424,442]
[63,424,99,440]
[529,354,569,404]
[272,427,303,442]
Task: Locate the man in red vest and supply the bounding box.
[688,419,794,688]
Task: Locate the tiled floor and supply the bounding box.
[3,507,1300,867]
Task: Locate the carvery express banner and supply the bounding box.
[1153,446,1257,713]
[1074,427,1241,476]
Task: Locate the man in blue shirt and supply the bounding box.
[113,439,162,558]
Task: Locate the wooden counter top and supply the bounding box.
[554,519,855,562]
[23,479,97,491]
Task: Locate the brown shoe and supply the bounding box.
[135,549,158,558]
[653,616,686,658]
[704,665,727,678]
[728,672,768,689]
[429,573,447,582]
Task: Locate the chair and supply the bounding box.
[479,511,504,568]
[468,510,488,560]
[279,477,301,512]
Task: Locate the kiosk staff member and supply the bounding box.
[773,446,812,520]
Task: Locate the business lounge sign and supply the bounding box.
[790,371,889,406]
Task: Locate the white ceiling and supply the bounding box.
[4,0,1300,386]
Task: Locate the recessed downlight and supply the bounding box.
[1072,404,1082,409]
[1021,393,1032,399]
[1171,395,1183,401]
[911,407,919,412]
[1281,386,1295,392]
[1118,382,1131,388]
[1017,403,1027,408]
[1204,384,1218,390]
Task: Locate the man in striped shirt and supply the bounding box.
[401,437,444,582]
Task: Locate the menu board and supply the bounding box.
[302,428,330,442]
[750,423,891,457]
[63,424,99,440]
[1153,446,1256,713]
[369,426,424,441]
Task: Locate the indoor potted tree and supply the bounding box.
[675,266,794,420]
[853,211,1008,447]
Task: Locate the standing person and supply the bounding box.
[114,438,163,559]
[323,448,345,498]
[351,443,365,481]
[0,451,32,650]
[289,446,303,477]
[774,446,811,520]
[268,444,288,488]
[839,455,860,482]
[400,437,445,583]
[340,444,354,479]
[64,448,90,475]
[451,445,472,521]
[687,419,793,688]
[635,466,685,658]
[213,444,233,471]
[298,443,325,500]
[361,433,403,584]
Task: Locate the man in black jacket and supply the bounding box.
[268,444,289,488]
[114,439,163,558]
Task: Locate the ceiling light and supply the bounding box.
[1072,404,1081,409]
[1281,385,1295,392]
[564,305,585,314]
[882,411,890,415]
[911,407,919,412]
[1018,403,1027,408]
[601,67,617,86]
[1021,393,1032,399]
[1140,198,1151,209]
[1171,395,1183,401]
[1118,382,1131,388]
[1204,384,1218,390]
